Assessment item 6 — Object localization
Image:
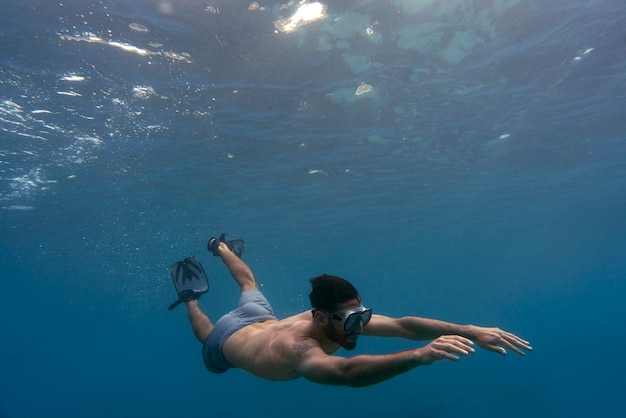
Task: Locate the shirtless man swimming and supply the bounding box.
[174,234,531,387]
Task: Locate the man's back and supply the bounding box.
[222,311,313,380]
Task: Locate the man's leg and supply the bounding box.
[215,241,258,292]
[185,300,214,343]
[184,240,256,344]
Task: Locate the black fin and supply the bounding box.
[167,256,209,310]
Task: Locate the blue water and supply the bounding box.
[2,0,625,416]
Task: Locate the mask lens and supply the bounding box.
[361,309,372,326]
[344,308,372,333]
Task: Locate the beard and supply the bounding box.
[326,322,358,350]
[338,329,359,350]
[342,338,358,350]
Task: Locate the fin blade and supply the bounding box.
[228,239,245,258]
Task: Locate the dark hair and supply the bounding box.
[309,274,359,312]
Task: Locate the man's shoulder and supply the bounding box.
[270,315,324,357]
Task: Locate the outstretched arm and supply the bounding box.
[364,314,532,355]
[295,335,475,387]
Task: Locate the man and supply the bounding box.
[169,233,531,387]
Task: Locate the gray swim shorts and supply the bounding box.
[202,289,277,374]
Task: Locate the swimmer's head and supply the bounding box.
[309,274,360,312]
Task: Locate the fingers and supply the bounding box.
[432,349,461,361]
[509,333,533,351]
[502,332,533,355]
[431,335,475,360]
[424,330,532,366]
[480,329,533,356]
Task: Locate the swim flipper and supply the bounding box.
[167,256,209,311]
[207,233,245,258]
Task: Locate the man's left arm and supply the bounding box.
[364,314,532,356]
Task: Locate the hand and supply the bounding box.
[471,326,532,356]
[418,335,475,365]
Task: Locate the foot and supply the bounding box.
[207,233,245,258]
[178,289,203,302]
[207,233,228,256]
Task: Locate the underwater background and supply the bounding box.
[1,0,625,417]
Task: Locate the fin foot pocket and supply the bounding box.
[207,233,245,258]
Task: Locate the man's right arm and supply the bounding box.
[294,335,475,387]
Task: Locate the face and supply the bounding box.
[325,298,368,350]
